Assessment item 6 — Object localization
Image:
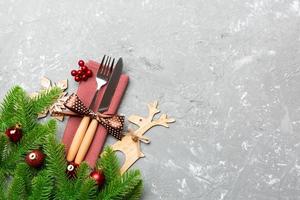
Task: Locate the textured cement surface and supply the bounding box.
[1,0,300,199]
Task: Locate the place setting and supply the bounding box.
[0,55,175,199]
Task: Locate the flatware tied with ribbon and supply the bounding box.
[65,55,116,162]
[74,57,124,164]
[61,59,129,167]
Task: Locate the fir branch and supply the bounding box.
[74,163,97,200]
[97,147,143,200]
[0,86,37,132]
[43,135,68,189]
[0,134,8,163]
[76,179,97,200]
[31,87,62,114]
[74,162,90,191]
[13,89,37,132]
[7,175,26,200]
[0,86,25,131]
[124,179,143,200]
[98,169,143,200]
[2,120,57,173]
[20,119,57,151]
[97,147,120,184]
[14,163,36,195]
[0,168,7,200]
[29,170,53,200]
[44,135,77,200]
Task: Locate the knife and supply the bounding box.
[98,58,123,113]
[74,58,123,164]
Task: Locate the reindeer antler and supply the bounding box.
[153,114,176,127]
[147,101,160,121]
[147,101,175,127]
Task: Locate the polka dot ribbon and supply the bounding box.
[64,93,124,140]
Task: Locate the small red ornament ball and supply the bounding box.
[90,170,105,187]
[82,74,88,81]
[66,162,79,178]
[74,76,81,82]
[81,65,88,72]
[77,69,83,75]
[78,60,85,67]
[86,69,93,77]
[71,70,78,76]
[25,150,45,168]
[5,125,22,142]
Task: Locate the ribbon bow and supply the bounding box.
[62,93,125,140]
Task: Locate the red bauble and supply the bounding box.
[86,70,93,77]
[81,65,88,72]
[82,74,88,81]
[66,162,79,178]
[71,70,78,76]
[77,70,83,75]
[74,76,81,82]
[25,150,45,168]
[90,170,105,187]
[78,60,85,67]
[5,125,22,142]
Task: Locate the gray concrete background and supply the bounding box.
[0,0,300,199]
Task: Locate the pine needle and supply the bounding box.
[0,86,24,130]
[29,170,53,200]
[31,87,62,114]
[97,147,120,184]
[7,175,26,200]
[98,169,143,200]
[125,180,143,200]
[76,179,97,200]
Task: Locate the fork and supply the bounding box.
[67,55,114,162]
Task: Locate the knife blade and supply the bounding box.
[98,57,123,113]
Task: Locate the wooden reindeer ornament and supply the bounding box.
[111,101,175,174]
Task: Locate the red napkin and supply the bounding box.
[62,60,129,167]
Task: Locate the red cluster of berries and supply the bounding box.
[71,60,93,82]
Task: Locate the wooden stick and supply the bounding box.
[74,119,98,164]
[66,116,91,162]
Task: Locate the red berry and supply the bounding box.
[77,70,83,75]
[75,76,81,82]
[90,170,105,187]
[71,70,78,76]
[66,162,79,178]
[78,60,85,67]
[82,74,88,81]
[86,70,93,77]
[5,125,22,143]
[25,150,45,168]
[81,65,88,72]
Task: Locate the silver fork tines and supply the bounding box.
[90,55,115,110]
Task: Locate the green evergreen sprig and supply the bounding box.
[0,86,62,176]
[0,85,143,200]
[97,147,143,200]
